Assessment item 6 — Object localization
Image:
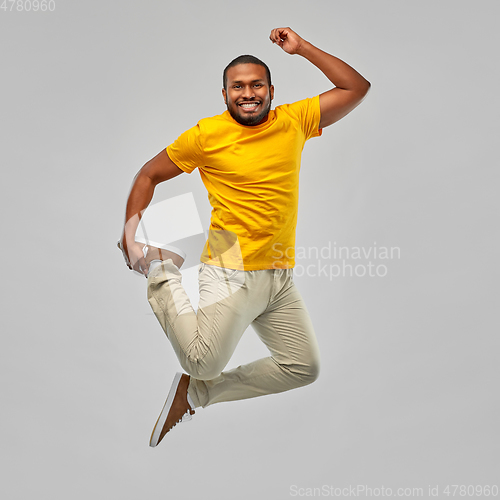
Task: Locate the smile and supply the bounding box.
[238,102,261,111]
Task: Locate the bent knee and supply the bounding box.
[303,358,320,385]
[180,359,223,381]
[286,357,320,387]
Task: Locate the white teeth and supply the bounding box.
[240,102,259,108]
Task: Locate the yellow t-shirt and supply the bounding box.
[166,96,322,270]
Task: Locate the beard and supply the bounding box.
[227,96,272,126]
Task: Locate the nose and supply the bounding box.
[242,85,255,99]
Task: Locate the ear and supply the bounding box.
[270,85,275,101]
[222,88,227,105]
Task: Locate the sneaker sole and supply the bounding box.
[149,372,183,447]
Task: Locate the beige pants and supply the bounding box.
[147,260,320,408]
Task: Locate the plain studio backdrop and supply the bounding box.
[1,1,498,499]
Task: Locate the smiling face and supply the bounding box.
[222,63,274,126]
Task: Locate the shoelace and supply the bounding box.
[167,409,194,433]
[168,410,193,432]
[181,412,193,423]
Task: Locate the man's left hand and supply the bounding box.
[269,27,305,55]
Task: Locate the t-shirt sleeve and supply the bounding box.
[166,123,204,174]
[285,95,323,141]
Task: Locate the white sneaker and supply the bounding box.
[149,373,195,447]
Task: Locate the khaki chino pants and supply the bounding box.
[147,260,320,408]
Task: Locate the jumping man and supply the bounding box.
[119,27,370,447]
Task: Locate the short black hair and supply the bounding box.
[223,55,272,91]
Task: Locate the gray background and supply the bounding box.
[1,0,498,499]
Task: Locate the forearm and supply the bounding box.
[297,40,370,92]
[120,149,184,255]
[121,172,156,247]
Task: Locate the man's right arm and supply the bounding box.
[120,149,184,274]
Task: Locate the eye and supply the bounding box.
[233,85,241,89]
[254,84,263,88]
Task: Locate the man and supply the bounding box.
[119,27,370,447]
